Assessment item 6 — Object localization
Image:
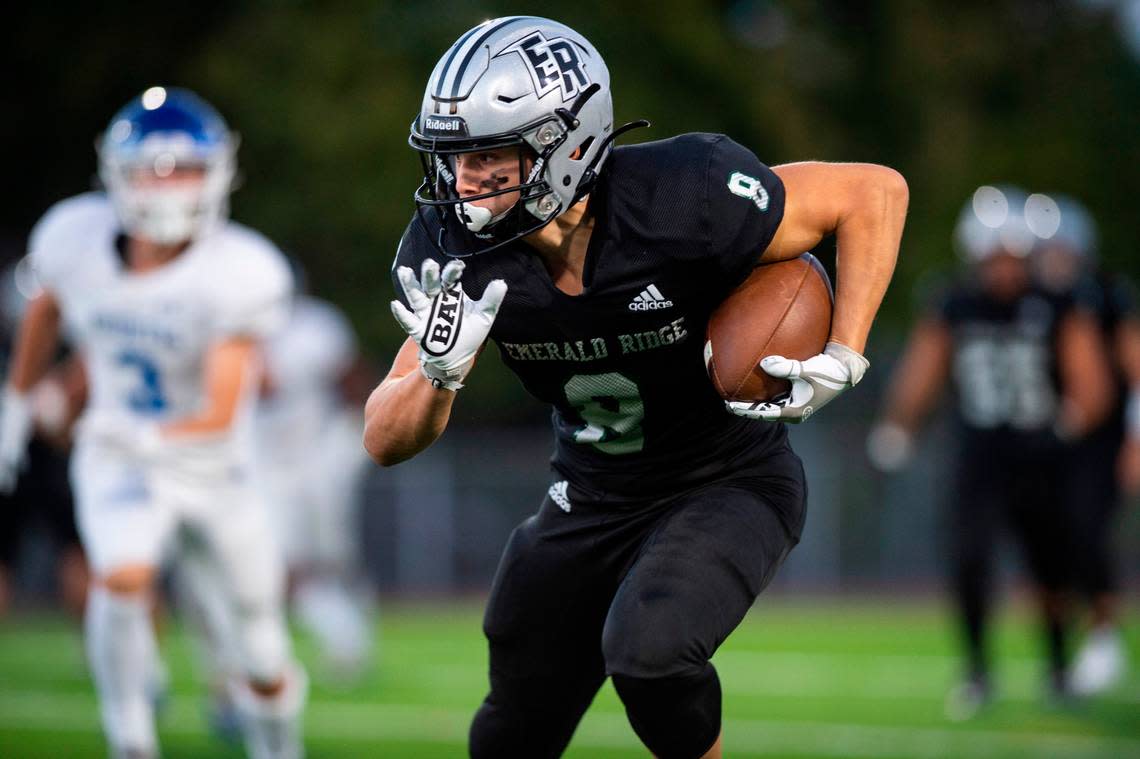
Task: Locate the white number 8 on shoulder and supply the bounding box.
[727,171,770,212]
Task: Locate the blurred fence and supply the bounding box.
[9,351,1139,601]
[358,405,1140,596]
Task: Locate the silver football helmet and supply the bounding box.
[953,185,1035,262]
[1026,193,1098,293]
[410,16,640,256]
[1024,193,1097,257]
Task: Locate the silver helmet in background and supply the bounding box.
[953,185,1035,263]
[1025,193,1099,293]
[1025,193,1098,258]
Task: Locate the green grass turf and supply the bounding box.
[0,597,1137,758]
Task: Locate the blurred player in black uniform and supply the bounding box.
[867,186,1114,719]
[1028,193,1136,694]
[364,16,908,759]
[0,258,88,616]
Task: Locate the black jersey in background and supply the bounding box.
[1061,269,1135,595]
[394,133,789,501]
[933,281,1075,460]
[1072,269,1138,447]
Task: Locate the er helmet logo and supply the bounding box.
[498,30,591,102]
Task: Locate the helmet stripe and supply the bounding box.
[446,16,539,100]
[432,23,485,99]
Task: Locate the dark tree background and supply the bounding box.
[6,0,1138,415]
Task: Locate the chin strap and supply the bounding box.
[574,120,651,203]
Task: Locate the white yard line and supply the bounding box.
[384,650,1140,705]
[0,690,1135,759]
[3,646,1136,705]
[712,651,1140,703]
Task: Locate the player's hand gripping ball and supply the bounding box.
[705,254,867,422]
[391,259,507,391]
[733,342,869,423]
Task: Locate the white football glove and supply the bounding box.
[727,341,869,423]
[391,259,507,391]
[0,388,33,494]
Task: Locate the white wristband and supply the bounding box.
[420,362,464,392]
[824,341,871,386]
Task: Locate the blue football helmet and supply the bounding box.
[97,86,237,243]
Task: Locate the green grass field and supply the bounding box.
[0,598,1137,758]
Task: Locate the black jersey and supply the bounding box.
[934,280,1074,449]
[394,133,788,497]
[1071,268,1138,446]
[1074,269,1138,336]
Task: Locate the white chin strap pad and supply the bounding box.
[457,202,494,232]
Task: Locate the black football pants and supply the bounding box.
[950,452,1070,681]
[1063,433,1122,598]
[469,444,806,759]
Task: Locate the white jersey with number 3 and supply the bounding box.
[28,192,292,449]
[28,192,292,575]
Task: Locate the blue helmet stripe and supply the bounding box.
[130,106,218,144]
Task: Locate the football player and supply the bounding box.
[1028,194,1135,694]
[0,87,306,759]
[176,288,375,710]
[364,17,908,759]
[255,290,376,679]
[866,186,1114,719]
[176,289,375,737]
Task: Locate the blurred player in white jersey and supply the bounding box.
[179,287,375,698]
[258,287,375,678]
[0,87,306,759]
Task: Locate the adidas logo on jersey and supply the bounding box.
[549,480,571,512]
[628,284,673,311]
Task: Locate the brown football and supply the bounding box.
[705,253,834,403]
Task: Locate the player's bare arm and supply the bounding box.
[366,258,506,466]
[162,337,261,437]
[879,318,953,433]
[363,337,458,466]
[764,161,909,353]
[1055,309,1115,439]
[729,162,908,423]
[7,290,63,393]
[78,337,267,458]
[0,290,64,491]
[865,317,952,472]
[1114,314,1140,384]
[1114,314,1140,493]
